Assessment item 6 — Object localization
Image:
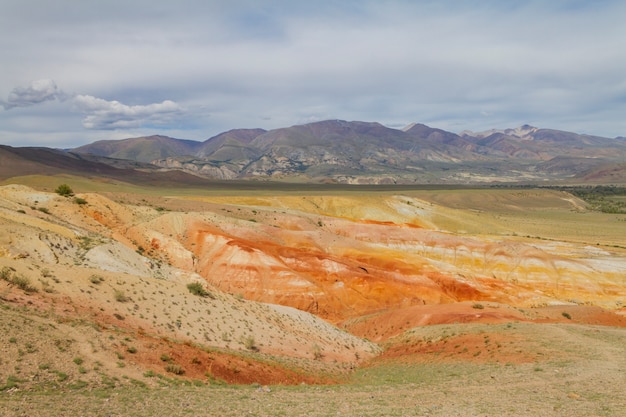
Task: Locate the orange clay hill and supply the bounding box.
[0,182,625,388]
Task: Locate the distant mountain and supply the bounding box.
[50,120,626,184]
[73,135,201,163]
[0,144,227,187]
[0,145,124,179]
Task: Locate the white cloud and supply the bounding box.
[1,79,183,131]
[1,79,65,110]
[72,95,182,129]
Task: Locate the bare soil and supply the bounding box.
[1,180,625,416]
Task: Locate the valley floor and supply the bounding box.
[3,322,625,417]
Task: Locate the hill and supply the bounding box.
[1,182,625,386]
[0,181,625,415]
[65,120,626,184]
[72,135,201,163]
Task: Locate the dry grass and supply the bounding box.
[2,322,624,416]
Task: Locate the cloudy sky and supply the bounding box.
[1,0,625,148]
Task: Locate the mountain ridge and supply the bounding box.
[85,120,626,184]
[3,120,626,184]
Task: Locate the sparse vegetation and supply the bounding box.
[1,268,38,293]
[1,375,23,391]
[243,335,257,351]
[186,282,213,298]
[54,183,74,197]
[114,289,130,303]
[1,183,626,416]
[90,274,105,284]
[165,364,184,375]
[564,186,626,214]
[312,344,324,360]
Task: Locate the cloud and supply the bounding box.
[1,0,626,146]
[1,79,65,110]
[2,79,183,130]
[72,95,183,129]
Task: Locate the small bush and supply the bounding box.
[165,364,184,375]
[0,267,13,281]
[55,184,74,197]
[37,207,50,214]
[54,371,69,382]
[562,312,572,320]
[312,344,324,360]
[472,303,485,309]
[187,282,212,298]
[243,336,257,351]
[12,274,38,293]
[73,357,84,366]
[73,197,88,205]
[1,375,22,391]
[90,274,105,284]
[114,289,129,303]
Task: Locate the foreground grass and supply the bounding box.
[1,360,623,417]
[3,323,625,417]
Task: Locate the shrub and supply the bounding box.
[37,207,50,214]
[114,289,129,303]
[1,375,22,391]
[243,336,257,351]
[562,312,572,320]
[11,274,38,293]
[55,371,69,382]
[472,303,485,309]
[312,344,323,360]
[165,364,184,375]
[73,197,88,205]
[0,267,13,281]
[187,282,212,298]
[55,184,74,197]
[90,274,105,284]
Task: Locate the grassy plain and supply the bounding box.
[2,322,625,417]
[1,175,625,416]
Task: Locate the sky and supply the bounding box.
[1,0,625,148]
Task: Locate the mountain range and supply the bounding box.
[4,120,626,184]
